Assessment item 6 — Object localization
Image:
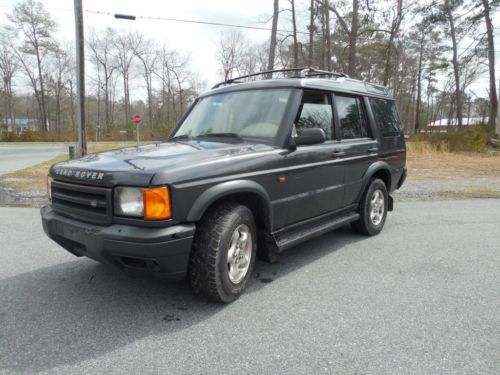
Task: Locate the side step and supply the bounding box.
[273,212,360,252]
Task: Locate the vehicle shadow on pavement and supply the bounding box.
[0,226,365,373]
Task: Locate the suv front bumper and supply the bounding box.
[41,205,195,279]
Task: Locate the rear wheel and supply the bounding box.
[188,202,256,303]
[352,178,388,236]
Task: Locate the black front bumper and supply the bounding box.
[41,206,195,279]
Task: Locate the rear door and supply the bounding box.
[368,97,407,191]
[332,94,378,207]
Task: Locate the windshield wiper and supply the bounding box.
[196,133,244,143]
[168,134,192,142]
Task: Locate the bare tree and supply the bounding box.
[382,0,404,86]
[216,30,243,80]
[0,29,19,129]
[444,0,463,129]
[308,0,315,66]
[324,0,331,70]
[268,0,280,73]
[289,0,299,67]
[87,28,117,131]
[8,0,57,131]
[154,47,192,123]
[46,45,72,133]
[134,39,158,130]
[154,45,174,124]
[113,31,143,127]
[166,51,191,117]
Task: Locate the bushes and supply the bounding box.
[18,130,38,142]
[0,130,76,142]
[410,127,489,153]
[0,132,19,142]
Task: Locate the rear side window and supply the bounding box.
[335,95,369,139]
[296,91,333,140]
[370,98,401,136]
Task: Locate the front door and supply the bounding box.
[283,90,346,226]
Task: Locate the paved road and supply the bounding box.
[0,200,499,374]
[0,143,68,175]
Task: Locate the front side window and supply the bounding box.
[173,89,292,141]
[335,95,369,140]
[370,98,401,136]
[296,91,333,140]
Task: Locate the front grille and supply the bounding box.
[51,180,112,225]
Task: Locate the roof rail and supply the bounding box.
[211,67,349,89]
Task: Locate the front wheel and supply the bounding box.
[188,202,256,303]
[351,178,388,236]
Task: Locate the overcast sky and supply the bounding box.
[0,0,499,99]
[0,0,282,90]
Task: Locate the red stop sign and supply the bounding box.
[134,115,142,125]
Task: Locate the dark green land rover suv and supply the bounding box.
[41,68,407,303]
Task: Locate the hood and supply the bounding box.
[50,140,277,187]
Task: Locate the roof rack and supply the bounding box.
[211,67,349,89]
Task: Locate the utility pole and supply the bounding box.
[74,0,87,156]
[497,76,500,137]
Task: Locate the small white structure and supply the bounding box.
[425,117,488,132]
[0,118,38,133]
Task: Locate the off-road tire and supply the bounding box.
[351,178,388,236]
[188,202,256,303]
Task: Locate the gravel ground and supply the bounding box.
[0,200,499,374]
[394,176,500,201]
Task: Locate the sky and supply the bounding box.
[0,0,499,100]
[0,0,281,92]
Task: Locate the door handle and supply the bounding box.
[367,147,379,153]
[331,150,346,158]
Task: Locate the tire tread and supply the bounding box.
[189,202,254,303]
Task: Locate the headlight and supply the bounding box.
[114,186,171,220]
[114,187,144,217]
[47,176,53,200]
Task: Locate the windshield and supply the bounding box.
[172,89,292,141]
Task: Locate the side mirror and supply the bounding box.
[293,128,326,146]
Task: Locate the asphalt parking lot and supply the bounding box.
[1,199,499,374]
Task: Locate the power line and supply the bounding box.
[0,4,306,34]
[84,9,309,35]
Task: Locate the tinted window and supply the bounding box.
[370,98,401,136]
[336,95,369,139]
[296,91,333,140]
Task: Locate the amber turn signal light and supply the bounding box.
[143,187,171,220]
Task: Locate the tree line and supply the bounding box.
[0,0,200,140]
[216,0,499,135]
[0,0,498,140]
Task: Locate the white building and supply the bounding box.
[425,117,488,132]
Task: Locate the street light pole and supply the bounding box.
[74,0,87,156]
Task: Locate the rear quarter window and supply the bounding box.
[369,98,401,137]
